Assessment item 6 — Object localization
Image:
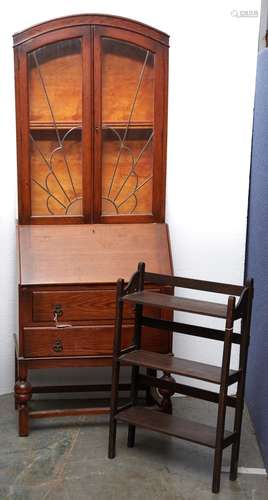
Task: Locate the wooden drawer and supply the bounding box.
[32,289,134,322]
[24,325,133,357]
[23,325,170,358]
[31,288,161,323]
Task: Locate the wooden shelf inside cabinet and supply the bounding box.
[29,121,82,130]
[29,122,153,131]
[109,263,254,494]
[102,121,153,130]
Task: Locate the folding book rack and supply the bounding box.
[108,263,253,493]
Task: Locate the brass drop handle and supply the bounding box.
[53,339,63,353]
[53,304,72,329]
[53,304,63,320]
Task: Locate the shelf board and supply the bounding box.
[116,406,234,449]
[122,291,228,318]
[120,350,240,385]
[30,121,153,131]
[102,121,153,130]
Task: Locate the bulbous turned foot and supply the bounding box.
[14,380,32,437]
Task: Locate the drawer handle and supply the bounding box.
[53,304,63,319]
[53,305,72,329]
[53,339,63,353]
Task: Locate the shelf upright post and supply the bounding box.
[108,278,125,459]
[127,262,145,448]
[212,295,236,494]
[230,279,254,480]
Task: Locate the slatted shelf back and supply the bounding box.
[144,271,244,296]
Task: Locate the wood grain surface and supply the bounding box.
[116,406,233,449]
[123,291,228,318]
[120,349,240,385]
[18,223,172,285]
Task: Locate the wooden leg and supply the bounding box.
[108,360,121,459]
[127,365,139,447]
[213,383,227,493]
[230,388,244,480]
[108,279,125,459]
[230,342,249,481]
[14,349,18,410]
[212,297,235,493]
[108,417,117,459]
[108,379,119,458]
[230,436,241,481]
[127,425,136,448]
[212,380,228,493]
[212,446,224,494]
[158,372,175,414]
[14,363,32,437]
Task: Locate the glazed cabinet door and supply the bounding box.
[14,20,168,225]
[93,27,168,223]
[15,27,92,223]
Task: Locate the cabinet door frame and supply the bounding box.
[15,26,92,224]
[93,26,168,224]
[14,18,168,225]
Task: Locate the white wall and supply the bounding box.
[0,0,260,395]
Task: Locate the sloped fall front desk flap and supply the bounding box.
[18,223,173,285]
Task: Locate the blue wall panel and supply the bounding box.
[246,48,268,471]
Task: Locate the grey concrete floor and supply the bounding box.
[0,394,267,500]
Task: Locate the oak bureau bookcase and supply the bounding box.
[13,14,173,436]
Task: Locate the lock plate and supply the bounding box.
[53,339,63,353]
[53,304,63,321]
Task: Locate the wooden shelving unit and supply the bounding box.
[108,263,253,494]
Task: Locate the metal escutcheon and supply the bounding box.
[53,304,63,321]
[53,339,63,353]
